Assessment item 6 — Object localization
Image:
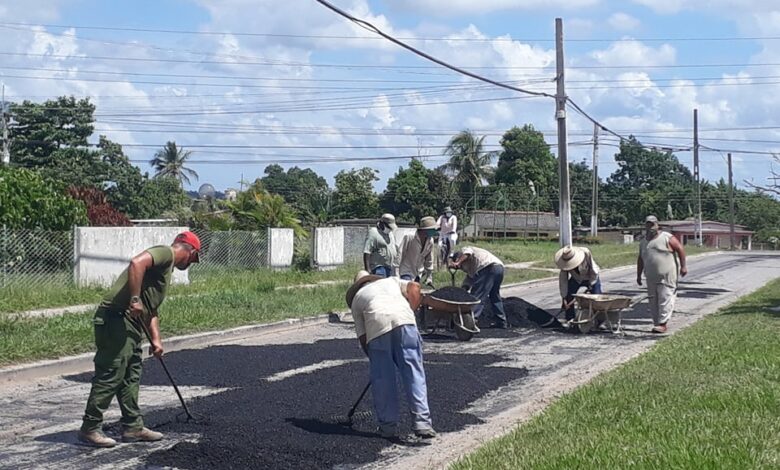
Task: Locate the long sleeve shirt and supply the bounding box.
[558,247,600,297]
[397,232,434,279]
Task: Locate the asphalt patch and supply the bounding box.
[430,286,478,302]
[68,338,528,469]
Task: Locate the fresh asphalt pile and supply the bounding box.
[68,336,528,469]
[429,286,478,303]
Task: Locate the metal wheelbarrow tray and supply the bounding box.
[572,293,633,334]
[421,287,481,341]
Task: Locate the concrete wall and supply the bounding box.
[312,226,344,270]
[74,227,190,287]
[267,228,294,268]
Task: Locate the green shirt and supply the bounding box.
[99,246,176,314]
[363,227,397,270]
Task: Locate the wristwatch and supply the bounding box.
[130,295,142,305]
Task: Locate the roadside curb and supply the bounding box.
[0,311,350,385]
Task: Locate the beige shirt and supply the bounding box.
[350,277,416,343]
[459,246,503,278]
[558,247,600,297]
[396,232,434,279]
[640,231,679,287]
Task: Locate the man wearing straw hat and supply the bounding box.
[397,216,438,287]
[555,245,602,324]
[363,213,398,278]
[346,271,436,439]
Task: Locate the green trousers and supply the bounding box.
[81,308,145,433]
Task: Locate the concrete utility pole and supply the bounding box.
[1,84,9,166]
[590,122,599,237]
[693,108,702,246]
[728,152,736,250]
[555,18,572,247]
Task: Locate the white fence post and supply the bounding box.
[312,226,344,271]
[267,228,294,269]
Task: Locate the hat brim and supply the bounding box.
[555,248,586,271]
[387,222,398,230]
[345,274,383,307]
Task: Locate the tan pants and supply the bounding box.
[646,282,676,326]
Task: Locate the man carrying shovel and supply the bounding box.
[555,245,602,326]
[77,231,201,448]
[346,271,436,440]
[449,246,508,329]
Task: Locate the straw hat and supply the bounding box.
[380,213,398,230]
[554,246,586,271]
[443,206,453,213]
[345,270,383,307]
[418,216,439,230]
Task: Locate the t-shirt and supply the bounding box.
[350,277,416,343]
[397,232,434,279]
[437,214,457,235]
[99,245,175,315]
[639,231,679,287]
[459,246,503,278]
[363,227,397,270]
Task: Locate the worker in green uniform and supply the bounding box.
[77,231,201,448]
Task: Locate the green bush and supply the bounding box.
[0,166,87,230]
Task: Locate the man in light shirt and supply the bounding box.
[363,213,398,278]
[555,245,602,323]
[436,206,458,261]
[346,271,436,440]
[397,216,437,287]
[449,246,508,329]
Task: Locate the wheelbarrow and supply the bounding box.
[418,269,481,341]
[572,293,633,334]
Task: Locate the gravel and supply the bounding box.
[430,286,478,303]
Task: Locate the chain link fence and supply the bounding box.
[0,226,74,289]
[189,229,268,280]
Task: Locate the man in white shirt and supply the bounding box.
[346,271,436,440]
[555,245,602,322]
[436,206,458,261]
[397,216,437,287]
[449,246,508,329]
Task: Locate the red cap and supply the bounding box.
[174,231,201,261]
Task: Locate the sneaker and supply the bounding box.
[377,425,398,439]
[77,430,117,448]
[414,428,437,439]
[651,324,668,334]
[122,427,163,443]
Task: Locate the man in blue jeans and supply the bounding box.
[449,247,508,329]
[346,270,436,439]
[555,245,602,322]
[363,213,398,277]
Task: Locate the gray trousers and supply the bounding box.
[647,282,676,326]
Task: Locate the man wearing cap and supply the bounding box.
[436,206,458,262]
[363,214,398,278]
[346,271,436,439]
[397,216,437,287]
[638,215,687,334]
[449,246,508,329]
[555,245,602,323]
[77,231,201,448]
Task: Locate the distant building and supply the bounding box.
[464,210,559,239]
[224,188,238,201]
[575,219,754,249]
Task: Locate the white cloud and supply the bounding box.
[631,0,779,15]
[591,40,676,67]
[391,0,600,15]
[607,13,640,32]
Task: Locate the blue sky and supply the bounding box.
[1,0,780,198]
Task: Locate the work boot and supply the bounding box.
[122,427,163,443]
[77,430,117,448]
[414,427,437,439]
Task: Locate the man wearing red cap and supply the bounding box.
[77,231,201,448]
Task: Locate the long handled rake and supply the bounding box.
[327,380,373,426]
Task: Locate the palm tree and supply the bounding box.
[150,141,199,186]
[443,130,495,208]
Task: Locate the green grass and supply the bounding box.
[0,283,348,366]
[452,277,780,470]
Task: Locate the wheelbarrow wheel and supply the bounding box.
[455,327,474,341]
[575,308,595,334]
[454,311,477,341]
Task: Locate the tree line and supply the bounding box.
[1,96,779,242]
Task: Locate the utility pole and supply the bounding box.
[555,18,572,247]
[1,84,9,166]
[590,122,599,237]
[693,108,702,246]
[728,152,736,250]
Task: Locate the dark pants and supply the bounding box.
[372,266,392,278]
[81,309,145,432]
[564,277,603,320]
[470,263,507,326]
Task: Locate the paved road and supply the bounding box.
[0,252,777,470]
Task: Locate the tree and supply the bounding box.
[547,160,596,227]
[380,159,440,223]
[332,167,380,219]
[0,166,87,230]
[67,186,132,227]
[443,130,495,204]
[9,96,95,167]
[150,141,199,186]
[495,124,557,192]
[227,180,304,235]
[260,164,331,224]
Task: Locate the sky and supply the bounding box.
[1,0,780,196]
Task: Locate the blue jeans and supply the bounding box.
[564,276,602,320]
[400,274,420,282]
[367,325,432,434]
[470,263,507,325]
[371,266,392,278]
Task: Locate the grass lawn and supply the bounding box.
[452,277,780,470]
